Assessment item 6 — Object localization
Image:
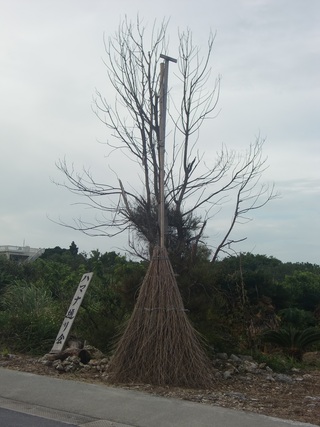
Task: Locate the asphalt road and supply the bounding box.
[0,407,77,427]
[0,368,317,427]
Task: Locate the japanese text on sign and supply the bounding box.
[50,272,93,354]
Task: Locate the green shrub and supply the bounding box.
[262,327,320,360]
[253,351,301,372]
[0,281,60,354]
[279,307,316,328]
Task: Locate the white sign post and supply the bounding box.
[50,272,93,354]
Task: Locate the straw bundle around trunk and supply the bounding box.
[108,246,213,388]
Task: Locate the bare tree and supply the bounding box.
[56,17,275,263]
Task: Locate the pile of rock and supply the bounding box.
[39,344,110,377]
[212,353,306,383]
[38,347,309,384]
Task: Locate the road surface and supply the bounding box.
[0,368,317,427]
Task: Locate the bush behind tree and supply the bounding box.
[1,248,320,362]
[0,281,60,353]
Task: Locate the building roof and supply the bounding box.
[0,245,45,262]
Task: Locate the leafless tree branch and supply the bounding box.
[56,18,276,263]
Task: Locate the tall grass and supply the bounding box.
[0,281,60,354]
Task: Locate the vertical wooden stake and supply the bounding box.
[159,54,177,248]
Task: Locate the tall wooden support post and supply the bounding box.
[159,54,177,248]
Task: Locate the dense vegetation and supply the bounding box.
[0,242,320,363]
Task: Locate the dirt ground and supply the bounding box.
[1,354,319,426]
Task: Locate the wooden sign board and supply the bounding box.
[50,272,93,354]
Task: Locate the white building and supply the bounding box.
[0,245,45,262]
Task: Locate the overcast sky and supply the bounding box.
[1,0,319,264]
